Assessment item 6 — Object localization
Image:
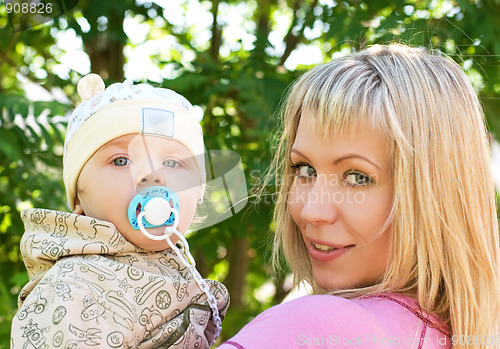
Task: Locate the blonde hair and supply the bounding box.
[269,44,500,347]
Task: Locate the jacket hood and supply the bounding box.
[19,208,137,304]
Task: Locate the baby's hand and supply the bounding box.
[73,205,84,215]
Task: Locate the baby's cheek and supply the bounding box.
[170,169,200,191]
[177,188,199,233]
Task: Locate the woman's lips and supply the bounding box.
[307,241,354,262]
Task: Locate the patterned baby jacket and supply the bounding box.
[11,208,230,348]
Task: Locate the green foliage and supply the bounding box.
[0,94,70,346]
[0,0,499,347]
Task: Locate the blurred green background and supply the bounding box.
[1,0,499,347]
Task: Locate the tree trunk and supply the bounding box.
[224,236,249,309]
[210,0,222,61]
[83,12,125,81]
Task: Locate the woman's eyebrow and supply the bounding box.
[291,149,381,170]
[290,148,311,161]
[333,154,381,170]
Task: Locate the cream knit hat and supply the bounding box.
[63,74,205,210]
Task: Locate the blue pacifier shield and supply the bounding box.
[128,186,180,230]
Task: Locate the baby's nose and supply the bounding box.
[139,169,166,187]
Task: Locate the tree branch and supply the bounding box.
[253,0,276,58]
[279,0,319,66]
[210,0,222,61]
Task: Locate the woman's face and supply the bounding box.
[288,117,394,291]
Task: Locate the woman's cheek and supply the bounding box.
[288,183,304,227]
[343,190,391,240]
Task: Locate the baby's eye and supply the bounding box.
[291,162,316,179]
[113,157,130,167]
[163,159,179,168]
[343,170,372,187]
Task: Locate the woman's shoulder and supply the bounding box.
[218,293,450,349]
[284,293,450,340]
[351,293,450,334]
[259,292,423,321]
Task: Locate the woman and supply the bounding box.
[219,45,499,348]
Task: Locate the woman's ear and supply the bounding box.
[73,197,84,215]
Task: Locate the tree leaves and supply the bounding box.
[0,93,70,340]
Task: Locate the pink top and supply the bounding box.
[218,293,451,349]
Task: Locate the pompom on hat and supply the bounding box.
[63,74,205,210]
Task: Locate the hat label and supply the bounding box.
[141,108,175,138]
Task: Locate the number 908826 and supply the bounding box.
[5,1,53,15]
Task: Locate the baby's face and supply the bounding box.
[75,134,201,251]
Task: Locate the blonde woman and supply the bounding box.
[218,45,500,348]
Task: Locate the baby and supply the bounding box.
[11,74,229,348]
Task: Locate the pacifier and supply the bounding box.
[128,186,180,230]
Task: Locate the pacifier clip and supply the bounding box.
[128,186,222,345]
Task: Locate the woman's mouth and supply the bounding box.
[311,242,338,252]
[308,241,354,262]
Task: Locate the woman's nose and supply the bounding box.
[299,176,338,225]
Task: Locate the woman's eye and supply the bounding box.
[344,171,372,187]
[163,159,179,168]
[291,162,316,179]
[113,157,130,167]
